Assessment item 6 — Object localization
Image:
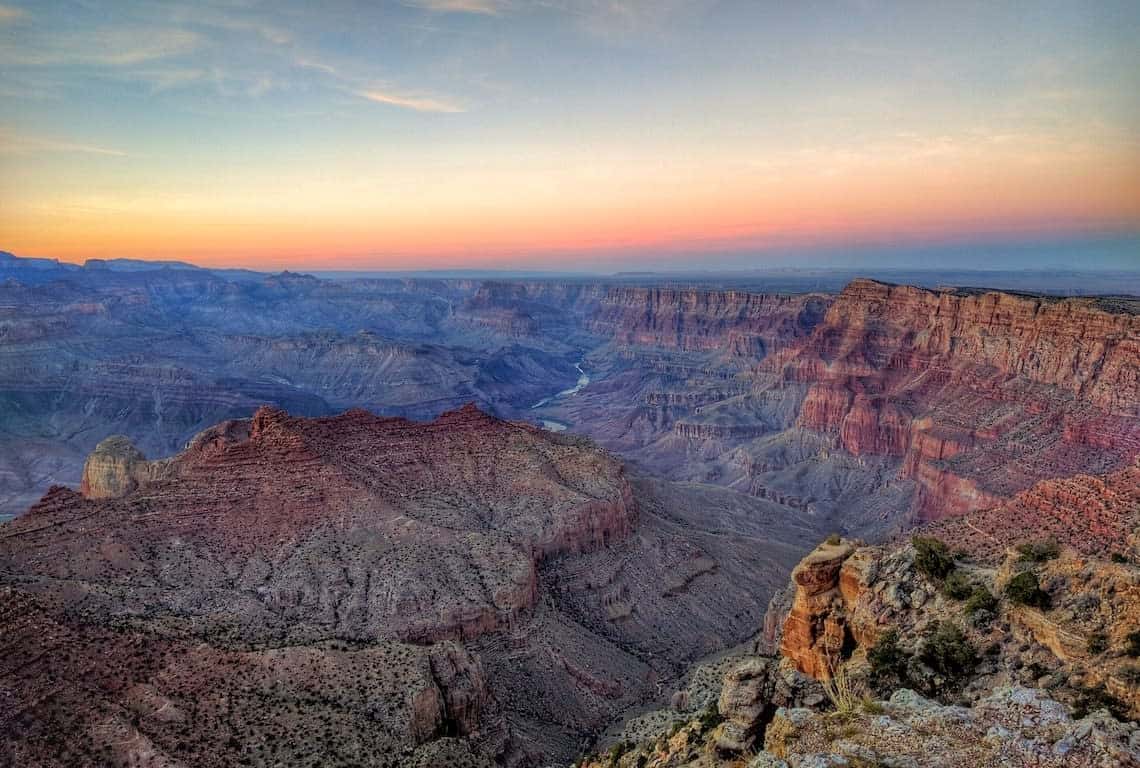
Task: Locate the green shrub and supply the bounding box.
[941,570,973,600]
[825,533,842,546]
[1004,571,1051,609]
[1110,552,1129,564]
[964,586,998,615]
[697,701,722,734]
[867,630,910,695]
[1072,685,1130,721]
[1016,538,1060,563]
[1126,630,1140,658]
[919,622,978,682]
[1087,631,1109,655]
[912,536,955,581]
[607,741,631,764]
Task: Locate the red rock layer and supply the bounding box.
[3,404,637,646]
[773,279,1140,519]
[920,457,1140,563]
[586,288,829,355]
[455,282,830,355]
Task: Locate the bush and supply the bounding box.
[1110,552,1129,564]
[1016,538,1060,563]
[825,533,842,546]
[1072,684,1130,721]
[964,586,998,615]
[912,536,955,581]
[919,622,978,682]
[697,702,722,734]
[941,570,973,600]
[867,630,910,695]
[1087,631,1109,655]
[1005,571,1051,609]
[1126,630,1140,657]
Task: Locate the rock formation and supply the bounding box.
[79,435,150,498]
[0,404,820,766]
[576,534,1140,768]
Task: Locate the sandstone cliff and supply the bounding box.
[774,279,1140,521]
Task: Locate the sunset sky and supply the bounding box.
[1,1,1138,270]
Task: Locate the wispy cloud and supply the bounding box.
[1,131,130,157]
[356,87,464,113]
[0,26,199,67]
[405,0,509,14]
[542,0,713,41]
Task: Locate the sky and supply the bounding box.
[0,0,1138,271]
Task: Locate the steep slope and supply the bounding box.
[773,279,1140,520]
[0,405,821,766]
[578,536,1140,767]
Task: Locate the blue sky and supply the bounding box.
[1,1,1138,269]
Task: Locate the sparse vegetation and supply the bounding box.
[1126,630,1140,657]
[1110,552,1129,564]
[941,570,972,600]
[1004,571,1051,609]
[697,701,723,734]
[919,622,978,685]
[912,536,955,581]
[963,586,998,615]
[819,655,863,715]
[867,630,909,696]
[1016,538,1060,563]
[1087,631,1108,655]
[825,533,842,546]
[868,623,979,700]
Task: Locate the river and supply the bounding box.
[531,360,589,410]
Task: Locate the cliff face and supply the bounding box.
[585,288,829,355]
[454,282,830,356]
[0,404,820,767]
[778,279,1140,520]
[922,456,1140,562]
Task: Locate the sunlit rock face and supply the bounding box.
[772,279,1140,521]
[80,435,149,499]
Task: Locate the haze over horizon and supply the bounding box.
[2,0,1138,271]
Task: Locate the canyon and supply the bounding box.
[0,251,1137,765]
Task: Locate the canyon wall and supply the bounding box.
[773,279,1140,521]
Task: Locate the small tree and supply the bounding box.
[1016,538,1060,563]
[964,586,998,615]
[913,536,955,581]
[867,630,910,695]
[920,622,978,683]
[1005,571,1051,609]
[942,570,972,600]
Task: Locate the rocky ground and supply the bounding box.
[0,405,822,766]
[576,536,1140,768]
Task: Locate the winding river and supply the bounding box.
[531,360,589,410]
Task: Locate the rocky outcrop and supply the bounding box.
[763,687,1140,768]
[79,435,150,498]
[779,540,859,678]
